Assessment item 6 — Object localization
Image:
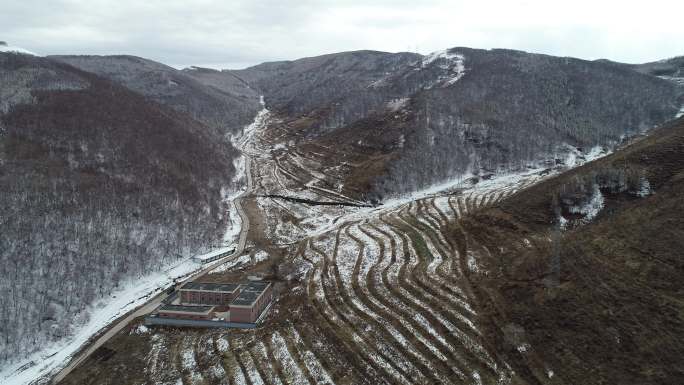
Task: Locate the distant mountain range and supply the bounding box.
[188,48,683,199]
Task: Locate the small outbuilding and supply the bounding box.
[193,247,234,264]
[157,304,215,320]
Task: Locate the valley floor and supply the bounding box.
[53,103,615,385]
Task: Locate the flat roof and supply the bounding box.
[180,282,240,293]
[195,247,234,261]
[231,282,271,307]
[159,304,214,314]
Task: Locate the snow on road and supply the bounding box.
[209,254,251,273]
[195,246,235,262]
[304,167,544,240]
[221,188,245,246]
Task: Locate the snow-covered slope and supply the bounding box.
[420,48,466,88]
[0,43,37,56]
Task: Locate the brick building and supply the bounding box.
[153,281,274,325]
[229,282,273,323]
[157,304,215,320]
[179,282,241,309]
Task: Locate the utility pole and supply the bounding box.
[548,195,562,289]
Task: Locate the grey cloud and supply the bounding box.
[1,0,682,69]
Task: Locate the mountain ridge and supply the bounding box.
[194,46,680,201]
[2,44,683,383]
[51,54,261,136]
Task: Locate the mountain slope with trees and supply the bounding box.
[211,48,680,201]
[0,52,243,364]
[51,55,261,135]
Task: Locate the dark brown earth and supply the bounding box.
[458,117,684,385]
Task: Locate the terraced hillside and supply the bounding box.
[10,47,681,385]
[57,100,612,385]
[60,170,546,385]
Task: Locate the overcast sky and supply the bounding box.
[2,0,683,69]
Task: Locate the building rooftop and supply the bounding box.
[158,304,214,314]
[231,281,271,307]
[180,282,240,293]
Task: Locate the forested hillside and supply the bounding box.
[632,55,684,80]
[213,48,680,201]
[226,50,422,132]
[0,52,243,364]
[51,55,261,135]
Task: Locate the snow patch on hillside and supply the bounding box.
[254,249,269,263]
[216,337,230,353]
[386,97,409,111]
[181,338,204,384]
[467,251,480,273]
[561,144,608,167]
[422,49,461,68]
[0,44,37,56]
[657,75,684,87]
[570,184,605,222]
[130,324,149,335]
[421,49,466,87]
[270,332,308,385]
[636,177,652,197]
[397,134,406,148]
